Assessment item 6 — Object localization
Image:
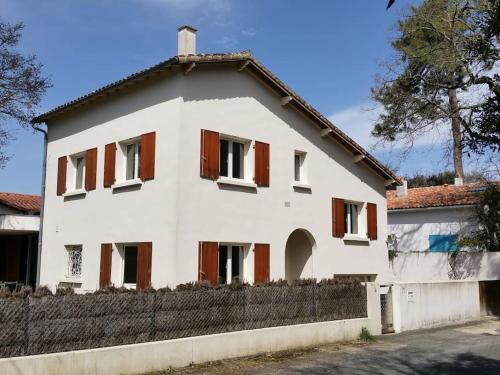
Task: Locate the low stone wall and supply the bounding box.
[0,280,367,358]
[391,281,480,333]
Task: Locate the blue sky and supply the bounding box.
[0,0,487,194]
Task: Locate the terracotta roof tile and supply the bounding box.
[387,183,497,210]
[0,192,41,213]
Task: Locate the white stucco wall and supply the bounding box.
[388,206,474,252]
[391,281,480,333]
[0,214,39,233]
[39,66,391,291]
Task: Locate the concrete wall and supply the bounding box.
[0,214,39,233]
[40,64,391,291]
[390,251,500,282]
[391,281,480,333]
[0,285,381,375]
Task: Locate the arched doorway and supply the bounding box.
[285,229,316,282]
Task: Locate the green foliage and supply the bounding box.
[407,171,456,188]
[358,327,376,342]
[372,0,500,173]
[458,183,500,251]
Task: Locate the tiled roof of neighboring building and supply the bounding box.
[0,192,41,213]
[31,52,400,184]
[387,183,497,210]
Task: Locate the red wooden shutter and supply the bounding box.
[367,203,378,240]
[140,132,156,181]
[254,243,270,284]
[254,141,270,187]
[85,148,97,191]
[200,129,220,179]
[104,143,116,187]
[56,156,67,196]
[99,243,112,289]
[198,241,218,285]
[332,198,345,238]
[136,242,152,290]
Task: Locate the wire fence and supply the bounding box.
[0,279,367,358]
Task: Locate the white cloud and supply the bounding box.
[328,101,448,151]
[241,28,257,37]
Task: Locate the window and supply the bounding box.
[66,245,82,278]
[122,245,138,287]
[125,141,141,181]
[219,138,246,179]
[294,151,306,182]
[344,202,361,235]
[218,245,243,284]
[69,154,85,191]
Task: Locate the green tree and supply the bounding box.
[0,20,50,167]
[373,0,499,179]
[459,183,500,251]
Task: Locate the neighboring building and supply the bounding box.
[387,181,500,315]
[0,192,40,289]
[33,26,399,292]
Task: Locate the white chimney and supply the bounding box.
[454,177,464,186]
[178,25,197,56]
[396,178,408,197]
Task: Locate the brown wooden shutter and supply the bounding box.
[99,243,113,289]
[104,143,116,187]
[140,132,156,181]
[85,148,97,191]
[332,198,345,238]
[56,156,67,196]
[367,203,378,240]
[136,242,152,290]
[254,141,270,187]
[198,241,218,285]
[254,243,270,284]
[200,129,220,179]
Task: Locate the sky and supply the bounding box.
[0,0,492,195]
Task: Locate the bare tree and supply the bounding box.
[0,20,50,167]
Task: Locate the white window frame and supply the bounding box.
[119,244,138,289]
[116,138,141,184]
[344,201,364,237]
[65,245,83,279]
[294,151,307,183]
[68,152,86,192]
[218,243,245,284]
[218,135,251,181]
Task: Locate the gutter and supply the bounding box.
[32,123,48,288]
[387,204,474,213]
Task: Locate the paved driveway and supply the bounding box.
[167,317,500,375]
[244,317,500,375]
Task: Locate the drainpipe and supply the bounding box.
[32,122,48,288]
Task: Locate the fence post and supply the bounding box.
[23,296,30,356]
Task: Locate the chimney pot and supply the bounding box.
[178,25,197,56]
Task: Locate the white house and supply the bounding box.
[33,26,399,292]
[0,192,40,289]
[387,180,500,316]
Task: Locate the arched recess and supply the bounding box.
[285,228,316,282]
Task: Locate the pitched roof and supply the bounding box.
[387,183,496,210]
[32,52,399,184]
[0,192,41,213]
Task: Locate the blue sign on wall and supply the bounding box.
[428,234,458,252]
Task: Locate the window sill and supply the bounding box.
[343,235,370,243]
[61,277,82,284]
[112,179,143,190]
[292,182,311,190]
[63,189,86,198]
[217,177,257,189]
